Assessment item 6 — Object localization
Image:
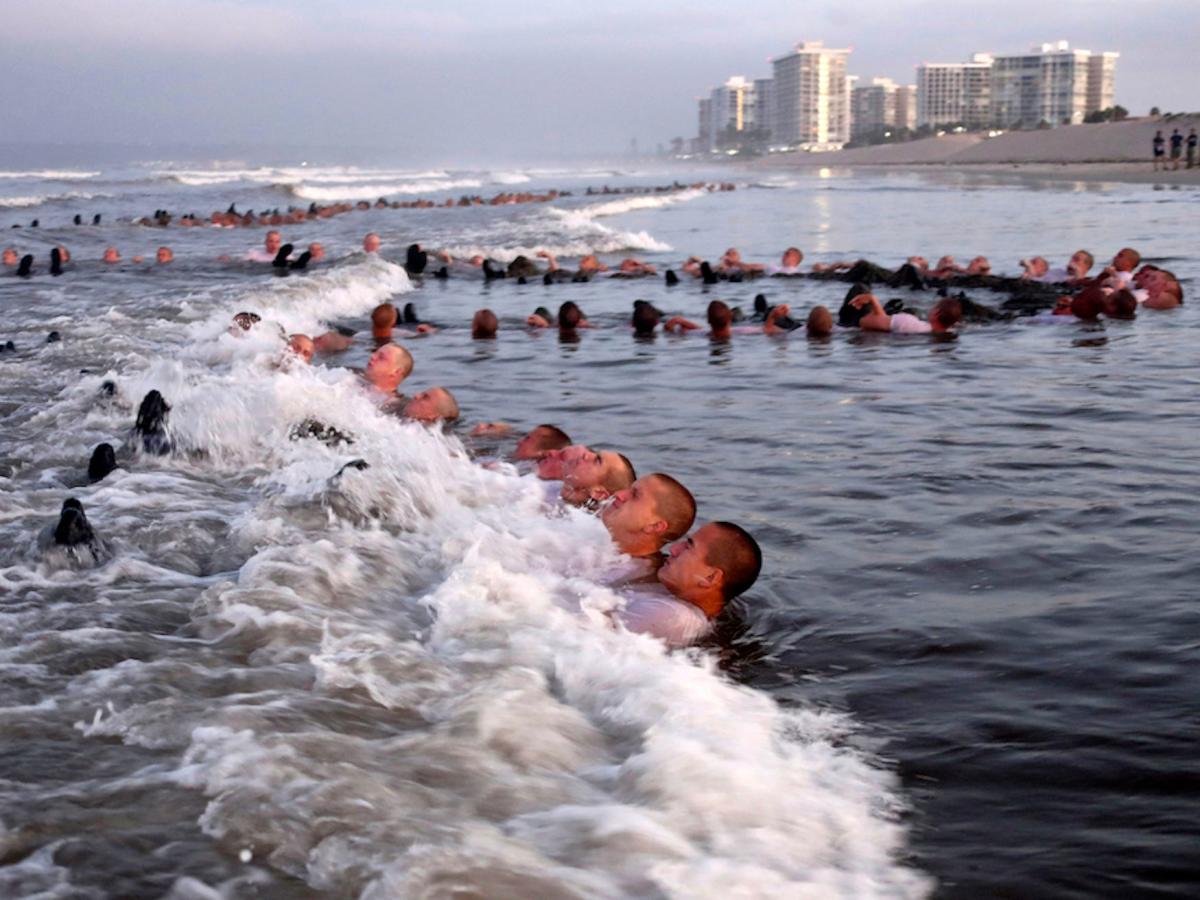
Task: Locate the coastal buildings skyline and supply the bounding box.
[693,38,1120,155]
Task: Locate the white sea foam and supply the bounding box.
[489,171,533,185]
[0,190,111,208]
[0,169,101,180]
[562,187,706,220]
[25,250,928,898]
[286,179,484,201]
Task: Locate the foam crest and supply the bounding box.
[0,190,110,208]
[285,179,484,202]
[0,169,100,180]
[565,188,705,220]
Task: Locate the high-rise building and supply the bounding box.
[771,41,852,148]
[894,84,917,131]
[1087,52,1119,114]
[851,77,898,139]
[696,97,713,153]
[698,76,765,152]
[991,41,1119,128]
[753,77,775,141]
[916,53,993,129]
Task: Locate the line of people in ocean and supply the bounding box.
[48,300,763,648]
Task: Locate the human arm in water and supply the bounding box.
[850,293,892,332]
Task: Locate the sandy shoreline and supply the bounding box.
[747,116,1200,186]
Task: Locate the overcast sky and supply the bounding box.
[5,0,1197,164]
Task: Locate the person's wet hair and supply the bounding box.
[472,308,499,339]
[371,303,398,336]
[1071,287,1105,321]
[50,248,63,276]
[559,301,583,330]
[403,303,420,325]
[931,298,963,330]
[233,312,261,331]
[1106,290,1138,319]
[838,283,871,327]
[525,424,570,455]
[646,474,696,542]
[17,254,33,277]
[632,301,660,335]
[603,452,637,494]
[806,305,833,337]
[707,300,732,331]
[707,521,763,601]
[664,269,679,286]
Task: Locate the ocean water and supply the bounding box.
[0,161,1198,898]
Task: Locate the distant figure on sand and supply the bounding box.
[1169,129,1184,170]
[1152,130,1165,171]
[1188,128,1198,169]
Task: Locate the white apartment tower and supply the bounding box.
[991,41,1119,128]
[894,84,917,131]
[916,53,993,129]
[771,41,852,147]
[851,78,898,139]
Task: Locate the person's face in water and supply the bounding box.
[363,233,381,253]
[288,335,314,363]
[561,449,628,503]
[403,387,456,423]
[601,476,669,556]
[658,524,723,607]
[156,247,174,264]
[2,248,18,266]
[514,426,563,461]
[535,444,590,481]
[265,231,282,254]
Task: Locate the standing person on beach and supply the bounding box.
[1187,128,1198,169]
[1169,129,1184,170]
[1152,131,1165,171]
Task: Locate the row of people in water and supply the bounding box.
[4,232,1184,314]
[119,182,730,229]
[53,311,761,646]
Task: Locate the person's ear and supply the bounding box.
[589,486,611,502]
[644,518,668,535]
[700,566,724,589]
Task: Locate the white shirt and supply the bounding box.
[245,248,276,262]
[618,590,712,647]
[890,312,932,335]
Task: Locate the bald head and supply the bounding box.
[371,303,398,338]
[601,473,697,557]
[365,343,414,393]
[472,308,499,339]
[403,386,459,423]
[707,300,732,332]
[806,305,833,337]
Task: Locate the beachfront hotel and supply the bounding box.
[917,41,1119,130]
[771,41,852,149]
[851,77,918,139]
[916,53,995,129]
[695,76,769,154]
